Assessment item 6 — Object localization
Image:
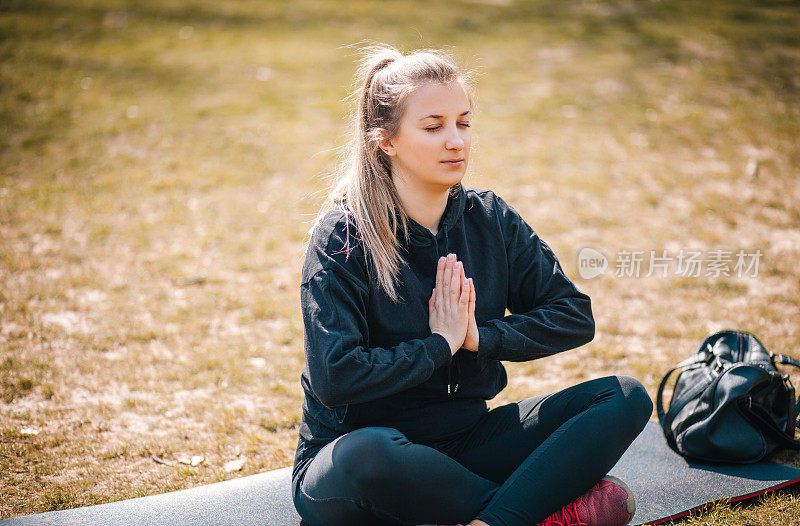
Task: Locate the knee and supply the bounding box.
[612,375,653,429]
[331,427,406,489]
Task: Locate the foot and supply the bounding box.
[537,475,635,526]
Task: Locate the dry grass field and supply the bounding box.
[1,0,799,523]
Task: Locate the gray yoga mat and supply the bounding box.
[609,421,800,524]
[4,422,800,526]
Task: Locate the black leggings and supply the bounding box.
[294,375,653,526]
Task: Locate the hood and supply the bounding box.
[401,182,466,249]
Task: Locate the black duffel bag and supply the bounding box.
[657,330,800,463]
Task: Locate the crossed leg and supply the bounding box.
[293,375,652,526]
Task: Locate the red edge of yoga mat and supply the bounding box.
[646,476,800,525]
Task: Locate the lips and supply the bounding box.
[441,159,464,164]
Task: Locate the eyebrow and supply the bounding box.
[418,110,471,121]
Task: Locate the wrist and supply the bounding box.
[463,327,480,352]
[433,331,459,354]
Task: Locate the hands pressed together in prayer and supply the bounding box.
[428,253,480,355]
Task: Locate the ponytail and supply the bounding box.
[307,43,474,302]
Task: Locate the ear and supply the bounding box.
[375,129,397,157]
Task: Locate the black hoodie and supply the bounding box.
[292,184,595,488]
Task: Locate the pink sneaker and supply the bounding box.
[537,475,635,526]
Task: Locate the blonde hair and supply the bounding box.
[307,43,475,302]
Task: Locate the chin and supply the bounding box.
[447,173,466,187]
[431,176,463,191]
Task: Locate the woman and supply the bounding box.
[291,43,653,526]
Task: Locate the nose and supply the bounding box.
[445,124,464,151]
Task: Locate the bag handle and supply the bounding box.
[656,365,682,453]
[656,352,712,454]
[739,397,800,450]
[773,353,800,369]
[656,349,713,421]
[771,352,800,429]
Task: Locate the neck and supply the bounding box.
[393,176,452,236]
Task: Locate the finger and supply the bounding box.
[450,261,461,299]
[459,263,468,299]
[429,289,435,310]
[433,257,443,312]
[459,271,469,305]
[435,274,443,314]
[468,278,476,316]
[443,256,454,297]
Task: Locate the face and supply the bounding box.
[379,81,472,192]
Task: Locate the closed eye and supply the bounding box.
[425,123,471,131]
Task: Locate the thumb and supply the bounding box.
[468,278,476,317]
[469,278,476,323]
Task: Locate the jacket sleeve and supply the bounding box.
[476,195,595,362]
[302,267,452,409]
